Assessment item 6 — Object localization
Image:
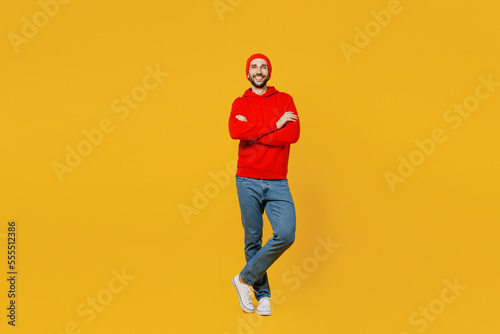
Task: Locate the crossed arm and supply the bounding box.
[228,96,300,146]
[236,112,297,130]
[235,112,299,146]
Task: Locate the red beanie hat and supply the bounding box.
[246,53,272,81]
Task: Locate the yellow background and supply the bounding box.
[1,0,499,333]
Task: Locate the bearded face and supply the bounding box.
[248,59,270,88]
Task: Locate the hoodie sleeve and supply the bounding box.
[229,98,278,140]
[255,95,300,146]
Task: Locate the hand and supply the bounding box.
[236,115,248,122]
[276,111,298,129]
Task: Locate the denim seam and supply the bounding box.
[239,273,253,286]
[268,200,281,240]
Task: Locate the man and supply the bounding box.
[228,53,300,316]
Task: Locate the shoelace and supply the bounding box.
[242,285,255,302]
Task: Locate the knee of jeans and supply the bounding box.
[279,230,295,247]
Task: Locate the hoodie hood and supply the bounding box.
[242,86,279,98]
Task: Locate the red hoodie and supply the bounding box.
[229,86,300,179]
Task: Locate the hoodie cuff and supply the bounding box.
[270,121,278,132]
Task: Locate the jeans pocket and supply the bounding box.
[236,176,249,183]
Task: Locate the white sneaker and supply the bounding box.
[256,297,272,316]
[232,275,255,313]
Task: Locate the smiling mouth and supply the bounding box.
[254,76,265,81]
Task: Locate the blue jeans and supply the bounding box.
[236,176,296,300]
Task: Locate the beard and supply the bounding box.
[249,75,269,88]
